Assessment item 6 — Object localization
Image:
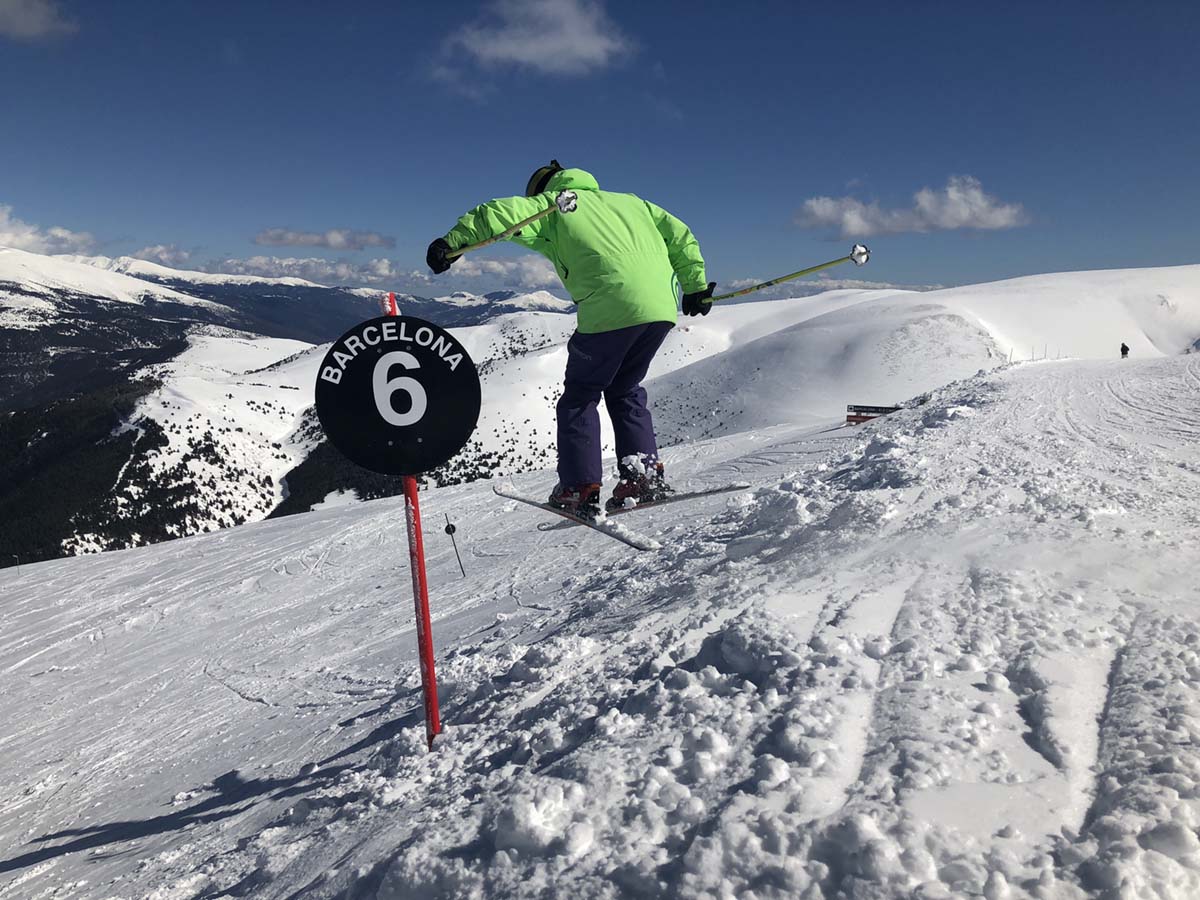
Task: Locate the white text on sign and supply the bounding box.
[320,319,464,385]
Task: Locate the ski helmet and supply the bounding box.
[525,159,564,196]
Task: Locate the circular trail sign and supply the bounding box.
[315,316,481,476]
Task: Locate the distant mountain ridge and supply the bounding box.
[0,248,573,411]
[58,254,325,287]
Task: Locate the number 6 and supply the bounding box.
[373,351,427,427]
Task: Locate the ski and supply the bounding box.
[534,483,751,532]
[492,483,662,552]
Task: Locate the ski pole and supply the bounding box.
[444,514,465,578]
[711,243,870,303]
[445,191,579,260]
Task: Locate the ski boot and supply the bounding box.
[548,482,602,519]
[606,459,673,512]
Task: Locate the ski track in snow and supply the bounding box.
[1,356,1198,899]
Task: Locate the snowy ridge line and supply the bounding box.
[58,254,326,287]
[0,248,231,313]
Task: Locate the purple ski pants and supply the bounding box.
[556,321,673,487]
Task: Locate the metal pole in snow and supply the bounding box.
[444,515,466,578]
[403,474,442,749]
[384,292,443,750]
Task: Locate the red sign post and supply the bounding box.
[402,467,441,748]
[314,292,481,751]
[386,294,441,749]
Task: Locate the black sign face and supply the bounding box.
[315,316,481,475]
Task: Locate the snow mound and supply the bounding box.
[653,264,1200,444]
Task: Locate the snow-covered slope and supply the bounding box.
[652,264,1200,443]
[64,262,1200,551]
[0,248,229,329]
[59,254,322,288]
[927,264,1200,358]
[417,289,574,313]
[2,355,1198,898]
[444,263,1200,470]
[65,256,575,314]
[61,328,323,553]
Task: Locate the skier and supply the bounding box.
[427,160,714,516]
[1120,342,1130,359]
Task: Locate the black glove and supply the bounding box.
[682,282,716,317]
[426,238,455,275]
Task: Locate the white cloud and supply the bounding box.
[132,244,191,267]
[447,0,631,75]
[452,254,560,289]
[204,255,428,287]
[798,176,1029,238]
[253,227,396,251]
[0,0,76,40]
[0,203,93,253]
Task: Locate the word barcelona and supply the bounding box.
[321,319,464,384]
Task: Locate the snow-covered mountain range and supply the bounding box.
[0,248,575,565]
[3,249,1199,573]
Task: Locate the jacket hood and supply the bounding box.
[546,168,599,192]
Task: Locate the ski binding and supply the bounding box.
[533,482,750,532]
[492,483,661,552]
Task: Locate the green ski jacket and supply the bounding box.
[442,168,708,334]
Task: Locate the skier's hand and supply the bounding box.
[682,282,716,317]
[426,238,456,275]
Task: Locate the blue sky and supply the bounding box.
[2,0,1197,295]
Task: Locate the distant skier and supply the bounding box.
[427,160,714,516]
[1121,342,1130,359]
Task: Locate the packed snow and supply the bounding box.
[1,354,1198,898]
[2,262,1200,899]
